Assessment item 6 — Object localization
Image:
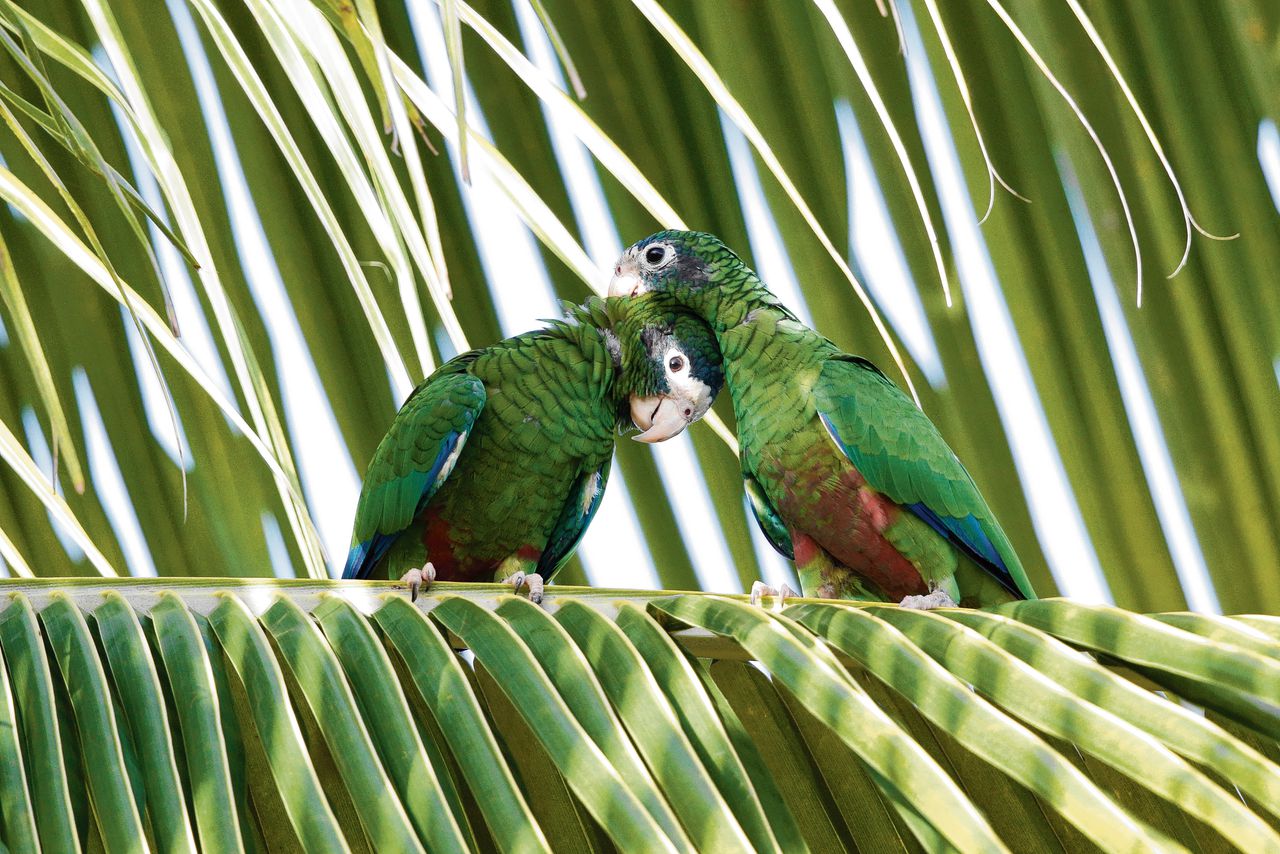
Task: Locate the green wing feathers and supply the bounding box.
[538,459,612,578]
[745,474,794,560]
[344,366,486,579]
[814,356,1034,599]
[474,329,612,454]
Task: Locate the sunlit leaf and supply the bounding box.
[2,584,1271,849]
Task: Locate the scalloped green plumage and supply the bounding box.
[616,231,1033,605]
[343,294,723,588]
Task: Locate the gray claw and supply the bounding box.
[399,563,436,602]
[500,571,546,604]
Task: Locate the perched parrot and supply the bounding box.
[343,295,723,601]
[610,230,1035,608]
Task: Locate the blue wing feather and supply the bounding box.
[342,538,388,582]
[342,430,464,580]
[904,502,1020,596]
[537,458,612,580]
[817,409,1025,599]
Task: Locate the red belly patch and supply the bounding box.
[420,508,544,582]
[772,459,927,600]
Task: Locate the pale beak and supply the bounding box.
[609,255,644,297]
[630,394,692,443]
[609,271,642,298]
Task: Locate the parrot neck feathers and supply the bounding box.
[668,267,795,335]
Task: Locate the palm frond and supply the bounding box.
[2,582,1278,850]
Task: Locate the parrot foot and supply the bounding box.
[399,562,437,603]
[501,571,546,605]
[749,581,796,610]
[899,589,956,610]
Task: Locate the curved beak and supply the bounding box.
[609,272,641,298]
[630,394,692,443]
[609,255,643,297]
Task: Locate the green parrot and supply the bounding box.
[342,294,724,601]
[610,231,1035,609]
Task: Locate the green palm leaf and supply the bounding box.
[0,581,1277,851]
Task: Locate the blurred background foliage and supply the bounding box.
[0,0,1277,614]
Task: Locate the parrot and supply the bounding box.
[609,230,1035,609]
[342,294,724,602]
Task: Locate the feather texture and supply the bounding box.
[619,230,1034,605]
[343,322,618,583]
[344,295,721,587]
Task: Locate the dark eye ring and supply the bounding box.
[668,355,685,372]
[645,246,667,265]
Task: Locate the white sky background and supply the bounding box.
[1262,121,1280,393]
[38,0,1280,607]
[835,101,946,387]
[167,0,361,578]
[1266,123,1280,392]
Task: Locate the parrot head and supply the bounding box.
[608,230,748,299]
[563,293,723,442]
[624,310,724,442]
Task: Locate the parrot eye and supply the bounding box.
[668,355,686,372]
[644,245,670,266]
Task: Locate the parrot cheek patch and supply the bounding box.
[672,253,711,285]
[671,375,716,421]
